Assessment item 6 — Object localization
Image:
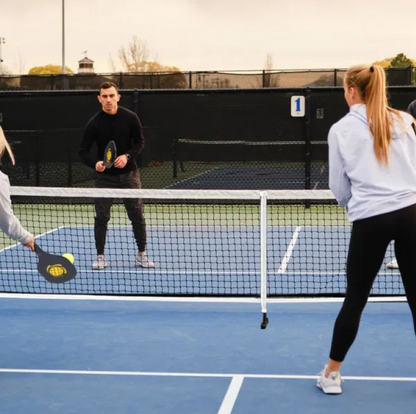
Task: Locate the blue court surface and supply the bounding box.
[0,298,415,413]
[168,166,329,190]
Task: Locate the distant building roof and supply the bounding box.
[78,56,95,74]
[78,57,94,64]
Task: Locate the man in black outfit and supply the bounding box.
[408,99,416,119]
[386,98,416,269]
[79,82,155,270]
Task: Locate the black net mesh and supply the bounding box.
[0,188,402,297]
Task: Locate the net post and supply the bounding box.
[260,191,269,329]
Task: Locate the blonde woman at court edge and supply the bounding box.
[318,65,416,394]
[0,126,35,251]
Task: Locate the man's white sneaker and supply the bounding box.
[92,255,108,270]
[136,252,155,268]
[317,365,342,394]
[386,259,399,269]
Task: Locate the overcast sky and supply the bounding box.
[1,0,416,74]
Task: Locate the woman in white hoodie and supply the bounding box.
[317,65,416,394]
[0,126,34,250]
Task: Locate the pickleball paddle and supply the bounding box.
[102,140,117,168]
[34,243,77,284]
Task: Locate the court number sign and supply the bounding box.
[291,96,305,117]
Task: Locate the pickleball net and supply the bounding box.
[0,187,404,300]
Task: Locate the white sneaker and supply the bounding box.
[92,255,108,270]
[317,365,342,394]
[136,252,155,268]
[386,259,399,269]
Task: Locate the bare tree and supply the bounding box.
[0,65,11,75]
[15,52,26,74]
[263,53,279,87]
[109,54,118,73]
[117,35,151,72]
[0,65,13,90]
[108,35,187,88]
[248,53,280,88]
[265,53,273,71]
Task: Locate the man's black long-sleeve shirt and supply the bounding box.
[408,100,416,119]
[79,106,145,175]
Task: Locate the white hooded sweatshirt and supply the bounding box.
[328,104,416,222]
[0,170,32,244]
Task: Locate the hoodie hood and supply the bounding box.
[348,103,414,140]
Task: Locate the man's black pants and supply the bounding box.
[94,170,146,255]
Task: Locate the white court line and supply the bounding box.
[0,369,415,382]
[63,225,262,230]
[0,269,261,275]
[218,376,244,414]
[0,227,63,253]
[169,167,220,188]
[34,228,63,238]
[0,243,23,253]
[0,270,399,276]
[64,225,353,230]
[277,226,302,273]
[0,293,407,303]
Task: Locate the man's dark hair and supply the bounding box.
[99,82,119,94]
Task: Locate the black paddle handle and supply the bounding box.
[34,243,45,256]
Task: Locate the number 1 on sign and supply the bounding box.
[295,97,301,111]
[291,96,305,117]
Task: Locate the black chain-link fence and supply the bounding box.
[1,86,415,190]
[0,67,415,91]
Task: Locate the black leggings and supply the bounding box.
[330,203,416,362]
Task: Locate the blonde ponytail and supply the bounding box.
[0,126,15,165]
[345,65,403,165]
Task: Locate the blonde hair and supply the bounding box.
[0,126,15,165]
[345,64,403,165]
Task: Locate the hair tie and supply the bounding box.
[370,66,374,72]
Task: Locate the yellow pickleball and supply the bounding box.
[62,253,75,264]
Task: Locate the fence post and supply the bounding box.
[35,133,40,186]
[334,69,338,86]
[262,70,266,87]
[172,138,178,178]
[407,66,412,85]
[188,71,192,89]
[305,88,311,191]
[50,75,54,90]
[133,88,139,114]
[67,129,72,187]
[133,89,142,167]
